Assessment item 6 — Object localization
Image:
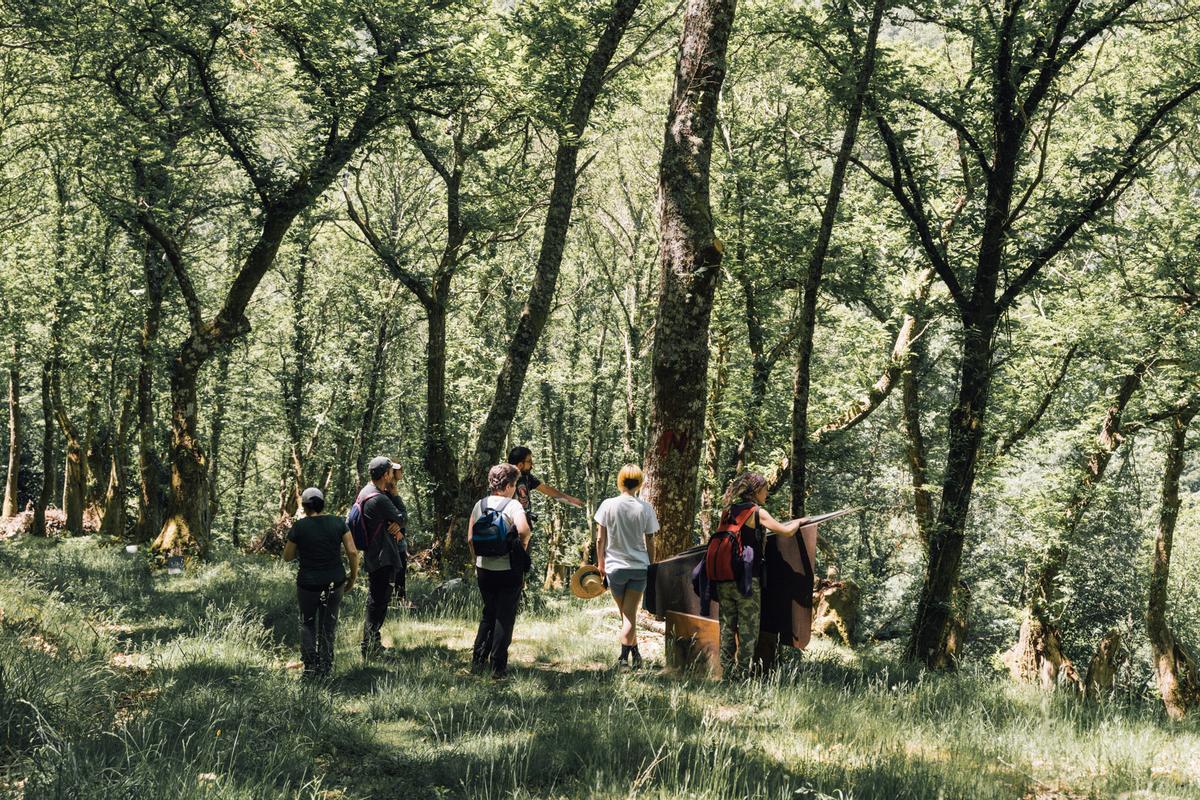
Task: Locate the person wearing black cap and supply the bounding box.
[283,487,358,679]
[357,456,407,659]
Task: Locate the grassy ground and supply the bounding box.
[0,537,1197,799]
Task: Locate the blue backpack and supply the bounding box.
[347,490,383,551]
[472,498,514,557]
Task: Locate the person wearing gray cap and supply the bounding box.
[355,456,407,659]
[283,487,358,679]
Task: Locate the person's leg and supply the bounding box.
[716,581,740,679]
[489,572,522,676]
[297,585,320,676]
[609,583,628,661]
[362,567,395,657]
[608,570,632,665]
[473,569,499,669]
[395,549,408,601]
[619,588,645,668]
[735,579,761,676]
[318,582,344,677]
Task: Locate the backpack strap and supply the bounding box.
[719,504,757,533]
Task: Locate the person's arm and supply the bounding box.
[757,507,802,536]
[467,502,478,558]
[596,525,608,575]
[510,502,532,548]
[644,502,660,562]
[342,532,359,591]
[535,482,583,508]
[371,495,405,541]
[282,540,298,562]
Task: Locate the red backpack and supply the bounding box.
[705,505,757,584]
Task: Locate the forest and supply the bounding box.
[1,0,1200,797]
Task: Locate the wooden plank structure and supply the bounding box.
[644,508,858,677]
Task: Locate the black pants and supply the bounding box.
[362,566,396,655]
[473,567,523,675]
[298,581,344,677]
[395,549,408,599]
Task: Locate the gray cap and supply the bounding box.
[368,456,401,480]
[300,487,324,505]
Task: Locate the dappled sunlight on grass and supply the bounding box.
[1,535,1199,798]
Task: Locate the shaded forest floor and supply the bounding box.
[0,537,1197,799]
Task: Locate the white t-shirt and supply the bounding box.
[594,494,660,572]
[470,495,528,571]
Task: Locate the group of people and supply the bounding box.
[282,444,806,682]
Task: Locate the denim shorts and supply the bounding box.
[608,567,647,597]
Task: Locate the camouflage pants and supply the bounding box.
[717,578,760,679]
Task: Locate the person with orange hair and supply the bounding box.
[595,464,659,669]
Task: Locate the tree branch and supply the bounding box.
[997,78,1200,311]
[872,113,969,314]
[996,343,1078,456]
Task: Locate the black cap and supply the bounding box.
[369,456,401,480]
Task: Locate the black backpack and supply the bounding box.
[472,498,515,557]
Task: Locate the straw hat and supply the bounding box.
[570,565,606,599]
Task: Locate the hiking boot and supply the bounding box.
[631,651,643,670]
[361,643,390,661]
[491,669,509,681]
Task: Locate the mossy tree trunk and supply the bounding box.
[3,345,20,518]
[1147,400,1200,720]
[642,0,737,558]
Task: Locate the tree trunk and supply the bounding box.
[153,211,297,555]
[277,236,313,522]
[230,427,251,549]
[32,363,54,537]
[789,348,810,519]
[135,240,166,543]
[787,0,886,518]
[583,321,610,563]
[99,382,136,538]
[1004,356,1153,682]
[425,286,457,546]
[900,333,935,546]
[728,280,773,479]
[50,361,86,535]
[3,348,19,518]
[642,0,737,559]
[699,326,730,536]
[208,346,231,527]
[354,311,392,488]
[1147,402,1200,719]
[153,345,211,554]
[448,0,645,571]
[908,317,997,667]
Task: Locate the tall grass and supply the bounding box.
[0,535,1197,799]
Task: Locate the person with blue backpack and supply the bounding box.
[283,487,358,679]
[351,456,407,660]
[468,462,531,679]
[709,471,806,680]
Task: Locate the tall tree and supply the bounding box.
[861,0,1200,667]
[642,0,737,557]
[1147,395,1200,720]
[19,0,464,553]
[2,340,19,518]
[455,0,649,533]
